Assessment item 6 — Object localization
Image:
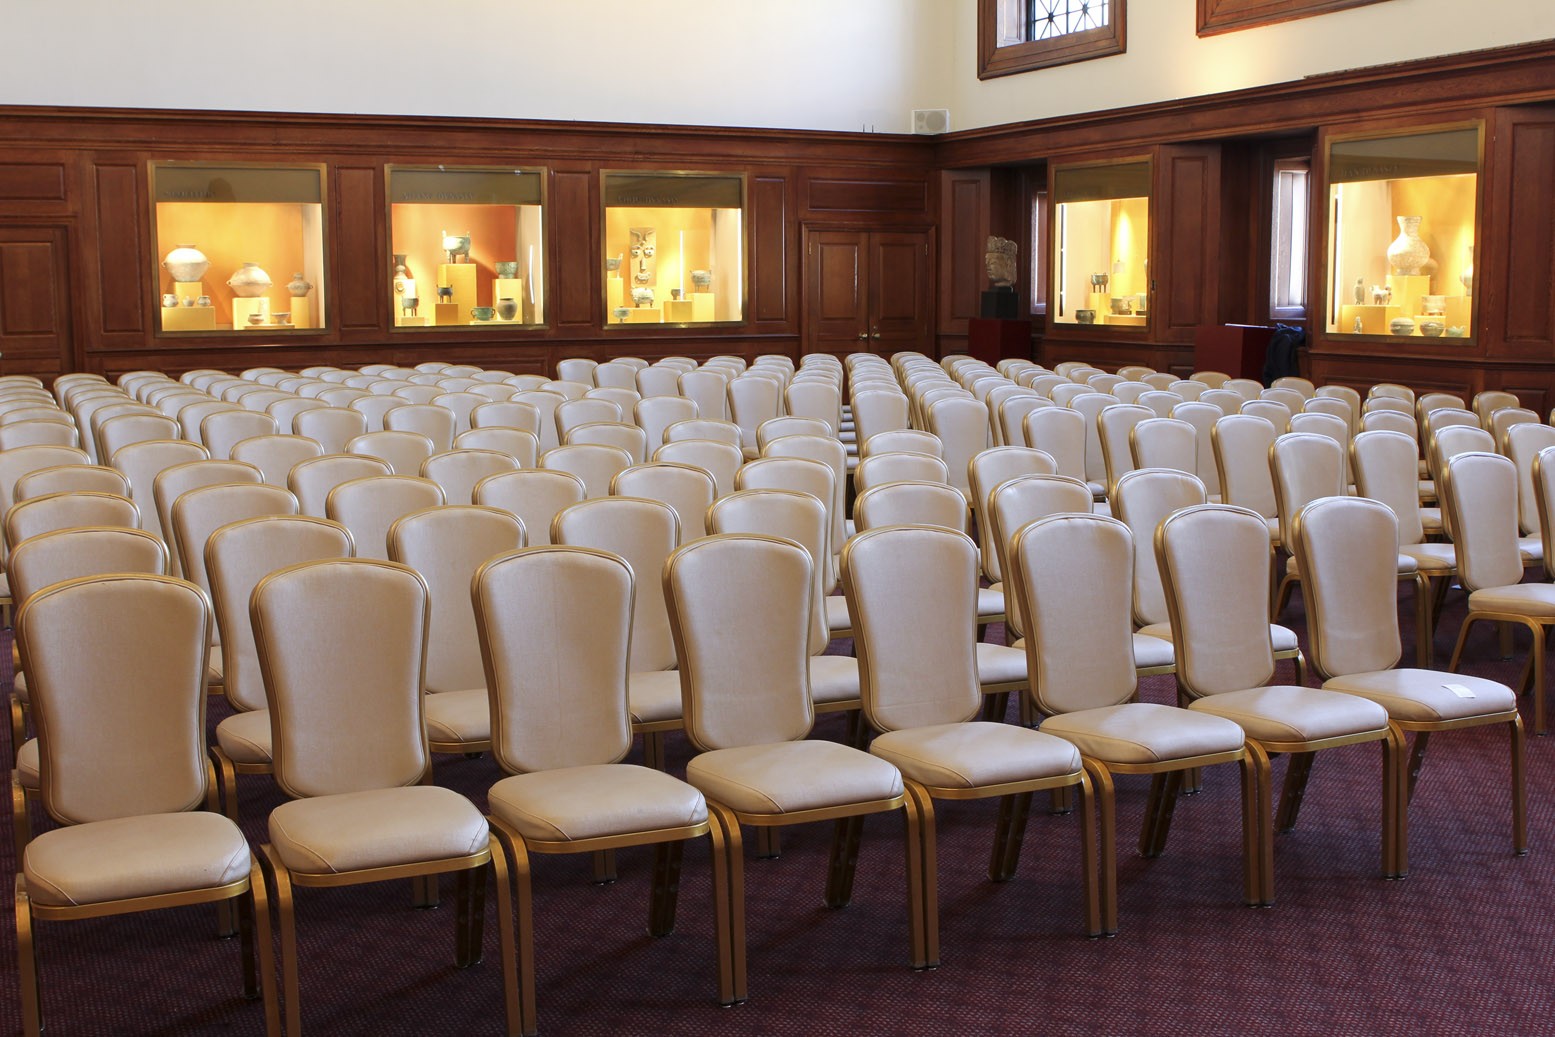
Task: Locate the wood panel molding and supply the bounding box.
[805,176,929,216]
[750,175,791,327]
[1197,0,1392,38]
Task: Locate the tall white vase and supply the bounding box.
[1386,216,1430,276]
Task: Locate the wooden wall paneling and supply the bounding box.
[0,158,73,215]
[872,230,934,355]
[1215,141,1261,326]
[938,169,991,336]
[749,174,792,328]
[86,161,146,348]
[552,169,597,330]
[1485,105,1555,360]
[1153,144,1222,344]
[805,176,929,217]
[0,225,72,378]
[331,165,383,335]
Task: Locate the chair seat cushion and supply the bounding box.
[488,763,707,844]
[1320,669,1516,723]
[17,737,37,790]
[686,740,903,816]
[269,785,489,876]
[1137,622,1297,654]
[1468,583,1555,618]
[1519,536,1543,564]
[975,642,1027,686]
[12,670,25,704]
[216,709,272,766]
[1420,506,1443,534]
[870,721,1080,790]
[424,688,490,745]
[24,812,250,908]
[810,654,861,706]
[977,585,1005,620]
[1131,632,1175,670]
[628,669,683,726]
[207,650,223,686]
[825,594,852,634]
[1188,686,1388,744]
[1400,542,1456,574]
[1039,702,1244,766]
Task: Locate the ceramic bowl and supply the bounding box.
[470,307,495,321]
[1109,297,1133,315]
[1418,320,1445,337]
[1389,318,1416,336]
[1446,326,1467,337]
[1075,310,1096,324]
[495,262,520,279]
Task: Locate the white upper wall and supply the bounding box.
[4,1,1551,134]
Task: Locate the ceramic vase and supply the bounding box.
[162,244,210,283]
[287,272,313,298]
[496,297,519,321]
[227,263,272,298]
[393,254,411,295]
[1386,216,1430,276]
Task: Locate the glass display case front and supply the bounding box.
[602,171,744,326]
[1050,159,1150,328]
[388,166,546,329]
[152,163,326,334]
[1325,125,1480,341]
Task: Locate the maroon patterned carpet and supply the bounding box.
[3,587,1551,1036]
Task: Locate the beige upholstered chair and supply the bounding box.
[200,409,278,460]
[293,405,368,453]
[420,447,521,505]
[325,474,445,561]
[555,357,597,384]
[1417,392,1468,425]
[555,496,684,766]
[1128,417,1197,475]
[1240,399,1293,430]
[473,468,586,548]
[1169,401,1224,497]
[566,420,649,464]
[756,416,830,452]
[454,426,540,468]
[152,459,264,580]
[172,483,298,609]
[349,394,409,432]
[634,364,683,399]
[389,505,525,755]
[612,461,717,541]
[432,391,485,435]
[13,463,130,502]
[555,397,624,443]
[679,369,731,421]
[853,451,949,493]
[1441,451,1555,733]
[593,361,638,391]
[539,442,633,499]
[663,533,918,1005]
[1168,379,1208,401]
[14,574,279,1037]
[728,374,784,457]
[853,480,968,533]
[1473,389,1522,428]
[984,473,1094,649]
[3,490,138,554]
[474,546,719,1035]
[635,395,698,450]
[346,429,436,476]
[1211,414,1280,544]
[860,428,942,458]
[1262,386,1307,413]
[843,524,1099,961]
[207,515,355,819]
[926,395,991,499]
[228,433,324,488]
[1156,503,1399,901]
[1007,512,1256,934]
[1488,407,1538,451]
[1135,390,1183,419]
[1023,406,1096,498]
[850,390,911,445]
[1505,422,1555,537]
[96,412,179,459]
[1199,388,1244,417]
[1364,396,1415,418]
[287,453,393,517]
[1096,403,1153,499]
[390,383,442,405]
[997,392,1052,447]
[385,403,456,453]
[1288,410,1353,486]
[251,558,516,1036]
[471,399,542,436]
[662,418,744,450]
[1292,495,1526,875]
[1272,376,1316,399]
[1269,432,1349,614]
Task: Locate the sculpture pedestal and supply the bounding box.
[233,297,271,330]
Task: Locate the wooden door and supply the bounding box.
[804,228,931,357]
[0,225,75,379]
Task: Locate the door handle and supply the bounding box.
[857,332,868,340]
[870,328,881,339]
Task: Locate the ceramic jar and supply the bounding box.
[1389,317,1416,336]
[496,297,519,321]
[1418,320,1446,337]
[162,245,210,283]
[1420,295,1446,316]
[161,293,179,309]
[287,272,313,298]
[227,263,272,298]
[1386,216,1430,276]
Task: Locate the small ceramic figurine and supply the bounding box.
[1353,316,1364,333]
[1353,278,1365,305]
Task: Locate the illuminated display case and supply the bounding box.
[152,162,326,334]
[388,166,546,329]
[602,171,744,327]
[1325,125,1481,342]
[1049,159,1150,328]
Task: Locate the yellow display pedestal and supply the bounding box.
[288,297,312,330]
[691,292,716,322]
[397,315,431,327]
[493,279,524,322]
[1386,275,1431,323]
[663,299,695,323]
[607,276,625,310]
[1429,296,1472,330]
[1103,314,1147,328]
[438,263,477,315]
[233,297,271,330]
[173,281,204,304]
[161,305,217,332]
[1339,304,1402,336]
[625,307,663,324]
[433,302,460,326]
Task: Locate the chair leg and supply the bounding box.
[1446,615,1480,677]
[245,859,282,1037]
[453,864,484,968]
[902,782,938,970]
[989,791,1033,882]
[642,731,666,771]
[1140,771,1183,858]
[1275,752,1316,834]
[1415,573,1432,669]
[16,876,41,1037]
[648,840,686,938]
[236,883,258,991]
[11,773,32,865]
[591,849,618,884]
[261,845,304,1037]
[484,833,523,1037]
[9,693,24,768]
[1073,771,1102,938]
[411,873,439,908]
[1510,716,1528,857]
[1406,731,1431,804]
[823,815,866,909]
[754,827,781,859]
[1240,748,1271,907]
[1526,622,1547,736]
[1047,785,1074,815]
[980,691,1009,723]
[1084,761,1118,936]
[1272,574,1295,621]
[707,803,747,1007]
[1381,727,1406,880]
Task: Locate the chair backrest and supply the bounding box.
[634,365,682,399]
[756,416,830,452]
[1096,403,1153,498]
[107,439,205,546]
[1361,408,1417,437]
[679,369,730,422]
[230,433,325,488]
[555,397,624,441]
[843,525,981,732]
[1167,380,1206,401]
[1199,388,1244,417]
[1112,381,1151,406]
[325,474,445,561]
[853,480,969,534]
[1112,468,1208,627]
[728,374,783,451]
[708,489,831,654]
[391,383,442,405]
[1007,513,1138,716]
[555,357,598,384]
[1212,414,1279,519]
[1535,448,1555,581]
[566,421,648,464]
[471,399,542,437]
[593,362,638,390]
[8,525,167,608]
[389,505,526,695]
[785,380,842,434]
[1224,377,1263,400]
[1364,396,1415,417]
[997,393,1052,447]
[474,546,634,774]
[1262,386,1308,412]
[432,391,485,435]
[1022,405,1088,486]
[1418,392,1468,424]
[21,574,210,825]
[554,496,680,671]
[3,491,138,554]
[1489,407,1539,452]
[473,468,586,547]
[152,459,265,579]
[1291,496,1403,678]
[851,390,910,444]
[287,453,394,518]
[207,515,354,713]
[346,429,436,477]
[1429,423,1495,490]
[612,461,717,541]
[1157,504,1278,697]
[96,413,177,460]
[1440,451,1524,592]
[420,447,521,505]
[454,426,539,468]
[0,443,91,516]
[926,395,991,497]
[539,442,634,499]
[1473,389,1522,427]
[1128,417,1197,476]
[13,463,130,502]
[350,394,409,433]
[1240,399,1292,430]
[171,482,298,598]
[635,395,698,449]
[201,408,279,460]
[966,446,1059,579]
[294,406,369,453]
[664,534,814,750]
[853,451,949,493]
[1270,432,1345,548]
[663,418,743,449]
[860,428,942,459]
[252,559,432,798]
[1287,411,1351,483]
[1506,422,1555,535]
[385,404,456,453]
[1350,430,1426,546]
[1135,391,1183,420]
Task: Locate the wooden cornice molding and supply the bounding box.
[1197,0,1392,38]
